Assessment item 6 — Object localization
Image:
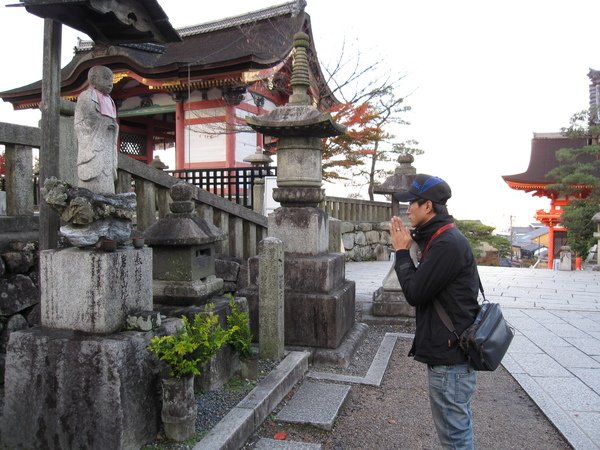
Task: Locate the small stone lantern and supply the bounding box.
[593,212,600,267]
[144,182,224,305]
[374,153,416,217]
[243,146,273,214]
[371,154,419,318]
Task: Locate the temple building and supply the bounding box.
[504,68,600,268]
[502,132,591,268]
[0,0,336,171]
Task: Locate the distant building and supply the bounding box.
[511,225,548,259]
[0,0,337,170]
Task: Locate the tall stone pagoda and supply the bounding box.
[241,32,356,349]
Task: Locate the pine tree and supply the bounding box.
[547,109,600,257]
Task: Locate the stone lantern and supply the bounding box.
[242,32,357,349]
[371,154,418,318]
[374,153,416,217]
[144,181,224,305]
[243,146,272,167]
[243,146,273,214]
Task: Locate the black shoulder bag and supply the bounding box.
[423,223,515,371]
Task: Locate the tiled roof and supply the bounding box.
[74,0,307,52]
[502,134,588,185]
[177,1,306,37]
[0,0,336,109]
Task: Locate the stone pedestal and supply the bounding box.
[372,266,415,317]
[40,246,152,333]
[241,252,355,348]
[153,275,224,305]
[0,327,160,450]
[268,207,328,255]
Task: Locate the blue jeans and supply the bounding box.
[428,363,477,450]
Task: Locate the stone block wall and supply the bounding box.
[336,221,392,262]
[0,238,40,383]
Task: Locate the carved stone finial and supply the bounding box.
[398,153,414,164]
[289,32,311,105]
[169,181,194,214]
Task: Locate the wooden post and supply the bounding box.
[175,100,185,170]
[116,171,132,194]
[39,19,61,250]
[135,179,156,231]
[157,188,171,218]
[230,216,244,259]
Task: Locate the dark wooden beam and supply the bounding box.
[39,18,61,250]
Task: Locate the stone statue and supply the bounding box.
[74,66,118,195]
[41,66,135,248]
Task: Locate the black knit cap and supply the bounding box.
[393,174,452,205]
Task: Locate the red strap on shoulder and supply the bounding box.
[421,223,455,260]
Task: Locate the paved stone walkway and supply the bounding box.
[345,261,600,450]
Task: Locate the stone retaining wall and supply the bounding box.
[0,238,40,383]
[335,221,392,262]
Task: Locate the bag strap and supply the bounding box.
[435,277,486,337]
[478,277,488,303]
[433,300,460,341]
[421,223,455,260]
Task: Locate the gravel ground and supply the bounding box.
[242,324,572,450]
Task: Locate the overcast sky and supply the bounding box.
[1,0,599,232]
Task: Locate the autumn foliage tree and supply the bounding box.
[322,102,380,181]
[323,91,421,200]
[314,44,421,199]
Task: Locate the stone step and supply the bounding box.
[274,380,351,431]
[254,438,322,449]
[194,351,309,450]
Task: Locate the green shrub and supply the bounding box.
[226,298,253,358]
[148,305,232,378]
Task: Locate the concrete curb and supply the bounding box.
[308,332,413,386]
[194,351,310,450]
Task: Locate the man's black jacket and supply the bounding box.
[394,214,480,365]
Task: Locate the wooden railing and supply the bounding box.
[321,196,391,222]
[0,121,268,260]
[165,167,391,223]
[117,154,267,260]
[166,166,277,210]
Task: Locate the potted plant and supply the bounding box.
[148,307,232,441]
